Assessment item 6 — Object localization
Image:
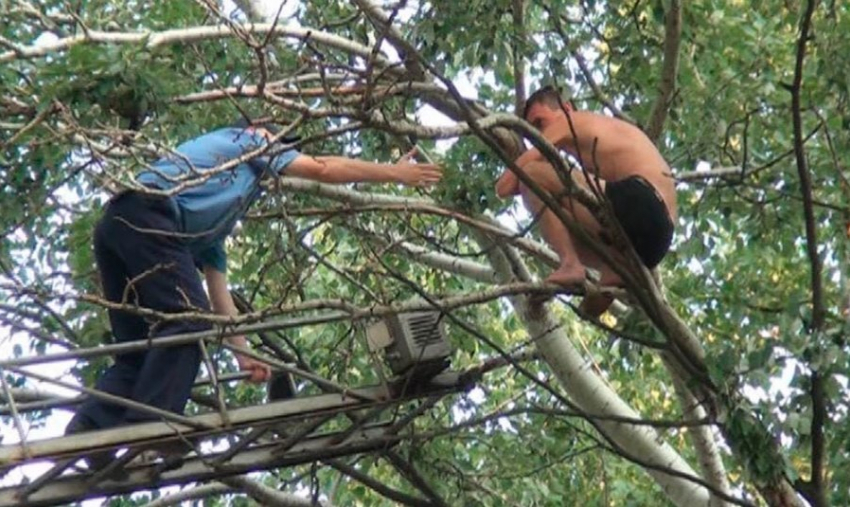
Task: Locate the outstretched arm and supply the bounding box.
[285,148,442,186]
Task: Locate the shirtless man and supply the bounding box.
[495,86,677,316]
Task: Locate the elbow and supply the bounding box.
[310,157,342,183]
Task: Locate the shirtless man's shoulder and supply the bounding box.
[563,112,677,219]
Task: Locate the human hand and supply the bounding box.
[236,354,272,384]
[394,147,443,187]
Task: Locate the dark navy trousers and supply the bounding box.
[76,191,210,429]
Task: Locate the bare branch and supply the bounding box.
[269,177,560,266]
[646,0,683,142]
[512,0,527,116]
[787,3,828,502]
[220,476,329,507]
[384,451,450,507]
[0,24,386,66]
[789,0,825,332]
[142,483,232,507]
[326,459,432,507]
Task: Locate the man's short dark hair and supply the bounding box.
[522,85,566,119]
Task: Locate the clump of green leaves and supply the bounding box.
[42,44,182,129]
[432,137,510,214]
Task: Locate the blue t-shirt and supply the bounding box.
[137,127,299,272]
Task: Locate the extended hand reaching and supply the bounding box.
[395,147,443,187]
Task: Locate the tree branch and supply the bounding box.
[0,24,386,66]
[478,240,715,506]
[668,369,732,507]
[512,0,527,116]
[326,459,433,507]
[646,0,683,142]
[789,3,828,503]
[221,476,330,507]
[384,451,450,507]
[142,483,232,507]
[789,0,825,332]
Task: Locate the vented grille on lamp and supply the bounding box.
[404,312,443,348]
[373,311,451,376]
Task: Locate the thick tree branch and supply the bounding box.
[142,483,233,507]
[789,3,828,504]
[326,459,432,507]
[364,234,499,283]
[478,240,718,507]
[221,476,330,507]
[646,0,683,142]
[0,24,386,66]
[669,370,732,507]
[789,0,825,332]
[512,0,527,116]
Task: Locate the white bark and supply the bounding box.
[669,369,732,507]
[221,476,332,507]
[365,235,498,283]
[0,24,383,64]
[273,177,559,267]
[270,177,717,503]
[483,241,714,507]
[143,483,232,507]
[219,3,722,505]
[231,0,265,21]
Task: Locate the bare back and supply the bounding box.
[558,111,677,220]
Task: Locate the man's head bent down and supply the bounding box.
[522,86,574,131]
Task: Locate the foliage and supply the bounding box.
[1,0,849,506]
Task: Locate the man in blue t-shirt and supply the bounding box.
[67,121,442,467]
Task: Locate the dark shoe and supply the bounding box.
[64,413,97,436]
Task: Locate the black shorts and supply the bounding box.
[604,176,674,268]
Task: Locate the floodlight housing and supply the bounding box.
[366,311,451,378]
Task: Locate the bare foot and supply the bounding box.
[579,293,614,318]
[546,264,587,288]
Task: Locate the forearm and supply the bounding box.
[204,267,248,348]
[311,156,397,183]
[203,267,271,383]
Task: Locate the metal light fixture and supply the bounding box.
[366,310,451,381]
